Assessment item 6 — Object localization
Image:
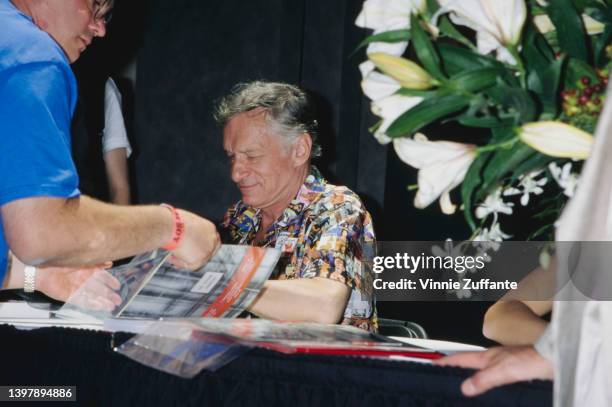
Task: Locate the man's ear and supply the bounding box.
[293,133,312,166]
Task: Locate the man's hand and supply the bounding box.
[434,346,553,397]
[170,210,220,270]
[37,264,122,310]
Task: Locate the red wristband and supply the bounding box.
[161,204,185,251]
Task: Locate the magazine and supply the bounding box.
[187,318,443,357]
[57,245,281,320]
[115,318,444,378]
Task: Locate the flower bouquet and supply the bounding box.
[356,0,611,240]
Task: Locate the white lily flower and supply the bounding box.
[434,0,527,63]
[534,13,605,35]
[360,60,421,144]
[519,121,593,160]
[359,60,376,78]
[393,134,477,214]
[371,94,423,144]
[356,0,426,30]
[369,53,435,89]
[366,40,411,56]
[360,61,401,100]
[503,170,548,206]
[475,188,514,219]
[355,0,426,55]
[549,162,580,198]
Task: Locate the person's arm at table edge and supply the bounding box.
[1,195,219,269]
[483,300,551,345]
[248,277,350,324]
[482,300,552,345]
[482,261,556,345]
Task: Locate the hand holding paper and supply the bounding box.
[169,209,220,270]
[63,267,123,313]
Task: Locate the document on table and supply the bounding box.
[57,245,281,321]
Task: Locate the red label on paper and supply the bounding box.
[201,247,266,317]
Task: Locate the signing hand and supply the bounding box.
[434,346,554,397]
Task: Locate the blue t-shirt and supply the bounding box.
[0,1,80,282]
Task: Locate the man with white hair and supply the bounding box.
[217,81,377,331]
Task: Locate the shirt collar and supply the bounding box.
[230,166,326,235]
[274,166,326,226]
[291,165,326,205]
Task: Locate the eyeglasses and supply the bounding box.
[92,0,113,25]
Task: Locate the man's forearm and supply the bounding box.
[2,195,173,267]
[248,277,350,324]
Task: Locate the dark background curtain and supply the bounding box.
[73,0,495,346]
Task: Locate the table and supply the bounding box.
[0,325,551,406]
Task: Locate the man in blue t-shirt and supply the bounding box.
[0,0,220,301]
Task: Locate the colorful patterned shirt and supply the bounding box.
[221,167,377,332]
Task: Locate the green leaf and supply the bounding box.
[593,25,612,66]
[572,0,589,11]
[410,13,446,81]
[438,16,475,49]
[452,93,513,128]
[457,115,513,128]
[510,152,555,182]
[471,128,535,202]
[585,3,612,24]
[571,0,603,12]
[527,224,555,241]
[396,88,440,98]
[461,128,535,230]
[530,0,548,14]
[547,0,589,61]
[533,206,563,220]
[521,22,556,72]
[461,153,489,230]
[425,0,440,14]
[527,57,565,118]
[386,94,471,138]
[564,57,598,87]
[438,44,502,76]
[489,125,516,143]
[478,143,535,201]
[449,67,506,93]
[485,82,538,124]
[521,22,564,118]
[354,30,411,53]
